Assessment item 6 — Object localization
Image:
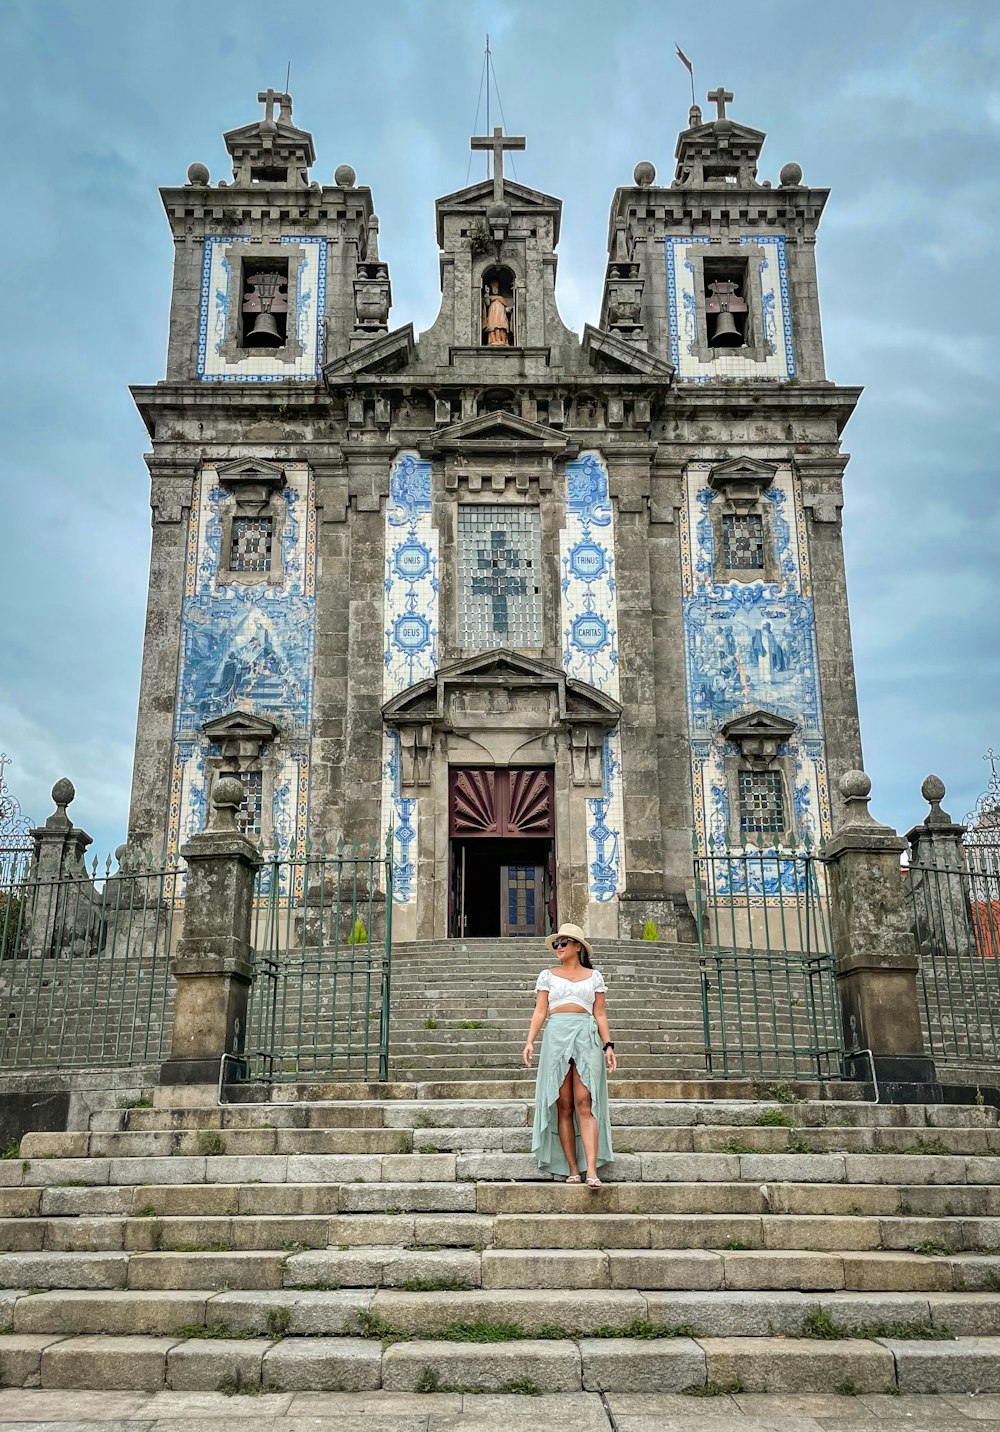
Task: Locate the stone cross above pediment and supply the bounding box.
[257,88,293,125]
[470,125,526,205]
[707,86,734,121]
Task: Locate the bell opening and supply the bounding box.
[240,259,290,349]
[704,258,749,350]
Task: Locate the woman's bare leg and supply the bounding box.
[572,1066,599,1177]
[556,1068,579,1176]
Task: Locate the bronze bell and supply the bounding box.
[242,269,289,348]
[244,311,282,346]
[705,279,747,348]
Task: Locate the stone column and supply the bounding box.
[25,779,100,959]
[159,778,262,1087]
[906,775,970,960]
[824,770,938,1097]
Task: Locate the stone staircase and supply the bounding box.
[3,1090,1000,1397]
[384,938,710,1084]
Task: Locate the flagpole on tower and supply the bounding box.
[675,44,696,109]
[485,33,491,177]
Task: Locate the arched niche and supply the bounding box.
[481,264,517,347]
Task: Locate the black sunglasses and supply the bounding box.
[553,937,577,949]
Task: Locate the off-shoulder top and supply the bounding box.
[534,967,608,1015]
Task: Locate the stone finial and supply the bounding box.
[920,773,955,827]
[51,778,75,813]
[688,104,703,128]
[209,776,245,832]
[839,769,875,824]
[187,162,210,186]
[779,161,803,187]
[335,163,357,188]
[633,161,656,187]
[366,214,380,263]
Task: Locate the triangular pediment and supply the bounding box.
[424,409,569,455]
[324,324,415,381]
[202,711,281,742]
[682,120,766,148]
[708,457,778,501]
[582,324,674,379]
[382,650,621,727]
[436,180,562,246]
[722,709,797,742]
[215,458,286,492]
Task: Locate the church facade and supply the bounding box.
[127,88,863,942]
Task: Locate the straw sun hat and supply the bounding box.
[545,923,593,959]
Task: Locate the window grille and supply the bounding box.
[723,513,765,569]
[738,769,785,838]
[230,517,273,573]
[223,770,264,837]
[457,505,542,648]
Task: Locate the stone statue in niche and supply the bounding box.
[482,280,514,346]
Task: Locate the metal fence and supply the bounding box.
[694,835,844,1079]
[910,840,1000,1065]
[244,836,393,1083]
[0,849,178,1069]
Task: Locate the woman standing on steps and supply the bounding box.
[522,922,617,1189]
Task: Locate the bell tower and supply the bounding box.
[128,89,394,856]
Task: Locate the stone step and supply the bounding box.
[2,1208,998,1257]
[114,1097,999,1133]
[6,1149,1000,1189]
[20,1124,1000,1159]
[3,1324,1000,1395]
[9,1284,1000,1341]
[7,1176,1000,1222]
[3,1240,1000,1296]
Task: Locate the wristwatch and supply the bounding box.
[603,1041,615,1051]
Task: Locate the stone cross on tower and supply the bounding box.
[470,125,526,204]
[257,88,293,124]
[707,86,734,121]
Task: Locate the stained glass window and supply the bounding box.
[723,513,765,569]
[222,770,264,837]
[738,770,785,837]
[457,505,542,648]
[230,516,273,573]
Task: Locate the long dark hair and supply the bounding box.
[577,941,593,969]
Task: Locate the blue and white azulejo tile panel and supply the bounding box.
[166,462,316,862]
[197,236,327,381]
[679,462,831,855]
[559,451,626,903]
[380,451,438,905]
[665,235,794,382]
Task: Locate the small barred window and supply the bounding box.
[224,770,264,837]
[723,513,764,569]
[738,770,785,838]
[230,517,273,573]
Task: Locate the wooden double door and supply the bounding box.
[448,768,556,939]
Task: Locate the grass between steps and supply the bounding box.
[798,1308,954,1342]
[356,1312,699,1344]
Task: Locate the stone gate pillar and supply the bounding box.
[824,770,938,1099]
[906,775,970,959]
[159,778,262,1086]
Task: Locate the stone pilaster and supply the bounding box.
[825,770,938,1099]
[159,778,262,1087]
[127,455,197,851]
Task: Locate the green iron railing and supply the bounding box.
[694,833,843,1079]
[0,848,178,1069]
[244,832,393,1082]
[909,839,1000,1065]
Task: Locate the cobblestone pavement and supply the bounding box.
[2,1388,1000,1430]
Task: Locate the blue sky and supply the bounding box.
[0,0,997,860]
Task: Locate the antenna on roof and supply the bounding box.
[285,61,291,95]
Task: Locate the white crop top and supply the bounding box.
[535,967,608,1015]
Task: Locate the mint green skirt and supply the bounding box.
[531,1014,614,1176]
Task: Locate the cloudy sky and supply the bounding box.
[0,0,997,860]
